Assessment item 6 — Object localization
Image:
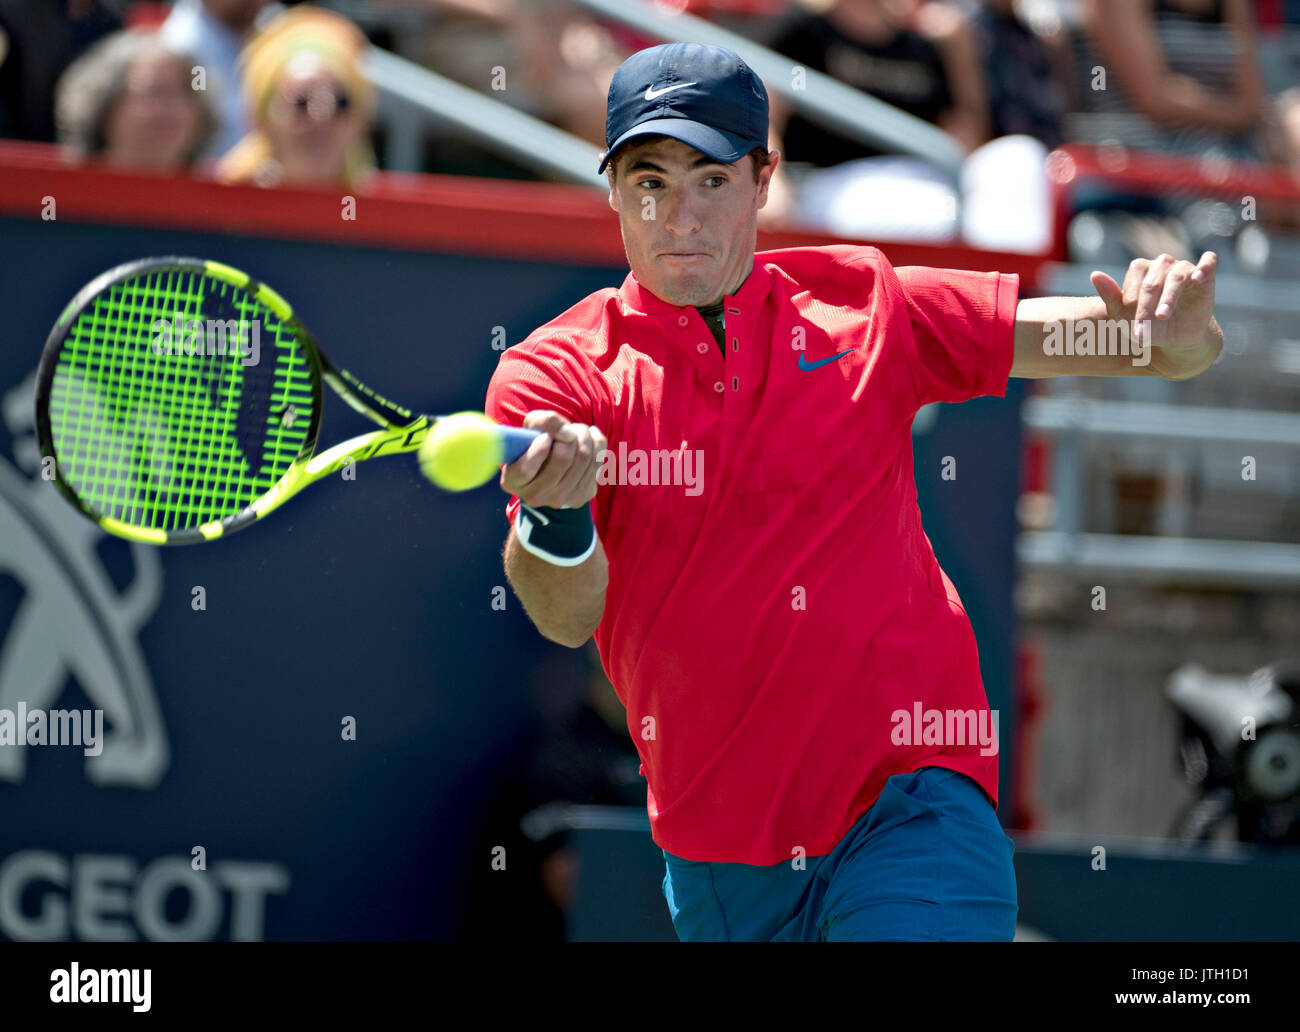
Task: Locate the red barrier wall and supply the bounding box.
[0,141,1049,285]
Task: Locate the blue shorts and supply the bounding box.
[660,766,1018,941]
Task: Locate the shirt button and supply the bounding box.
[713,381,725,393]
[697,342,709,354]
[677,315,689,326]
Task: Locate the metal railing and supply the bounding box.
[1021,389,1300,588]
[1017,532,1300,589]
[364,47,606,184]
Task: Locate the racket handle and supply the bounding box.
[500,426,542,464]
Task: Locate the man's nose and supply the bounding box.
[662,191,701,236]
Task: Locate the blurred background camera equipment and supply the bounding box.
[1167,661,1300,845]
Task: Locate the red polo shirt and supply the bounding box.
[485,244,1018,864]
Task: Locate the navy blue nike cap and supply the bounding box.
[599,42,769,174]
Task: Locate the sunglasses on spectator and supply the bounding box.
[287,88,351,116]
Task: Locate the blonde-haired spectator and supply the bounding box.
[215,5,376,188]
[54,28,215,172]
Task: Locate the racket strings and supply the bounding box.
[48,268,316,532]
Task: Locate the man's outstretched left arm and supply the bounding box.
[1011,251,1224,380]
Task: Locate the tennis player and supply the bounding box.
[485,42,1222,941]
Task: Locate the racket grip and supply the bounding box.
[500,426,542,464]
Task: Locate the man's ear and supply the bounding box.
[755,150,780,209]
[605,161,619,213]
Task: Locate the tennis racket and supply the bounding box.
[36,256,538,545]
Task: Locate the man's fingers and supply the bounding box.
[550,421,580,446]
[1090,270,1125,318]
[505,410,576,497]
[501,431,553,489]
[524,438,579,506]
[545,425,606,506]
[501,417,605,508]
[545,430,598,504]
[1155,261,1195,319]
[1088,249,1218,354]
[522,409,569,436]
[1121,257,1150,308]
[559,423,608,504]
[1191,249,1218,284]
[1135,253,1174,331]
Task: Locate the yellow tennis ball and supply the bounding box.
[418,411,505,491]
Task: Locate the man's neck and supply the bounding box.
[696,270,751,310]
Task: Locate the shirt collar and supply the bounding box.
[617,255,772,316]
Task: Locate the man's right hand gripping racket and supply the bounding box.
[36,256,538,545]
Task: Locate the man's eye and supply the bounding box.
[636,178,663,190]
[704,175,727,187]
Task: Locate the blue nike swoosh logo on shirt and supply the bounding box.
[797,348,856,371]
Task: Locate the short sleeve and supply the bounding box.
[484,335,601,522]
[893,267,1019,407]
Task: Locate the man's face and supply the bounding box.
[606,136,775,308]
[105,51,205,171]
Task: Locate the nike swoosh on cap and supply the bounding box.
[645,82,697,100]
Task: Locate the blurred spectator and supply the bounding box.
[770,0,990,168]
[1065,0,1300,233]
[215,5,376,189]
[1276,87,1300,177]
[1253,0,1300,95]
[971,0,1071,148]
[413,0,630,150]
[510,0,629,146]
[161,0,272,159]
[54,28,215,172]
[763,0,987,236]
[764,0,1054,250]
[0,0,123,142]
[1068,0,1269,163]
[1265,87,1300,229]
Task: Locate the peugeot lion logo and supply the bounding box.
[0,370,168,788]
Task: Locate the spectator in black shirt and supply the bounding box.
[769,0,989,170]
[763,0,990,235]
[0,0,122,142]
[764,0,1056,250]
[972,0,1071,149]
[1069,0,1268,161]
